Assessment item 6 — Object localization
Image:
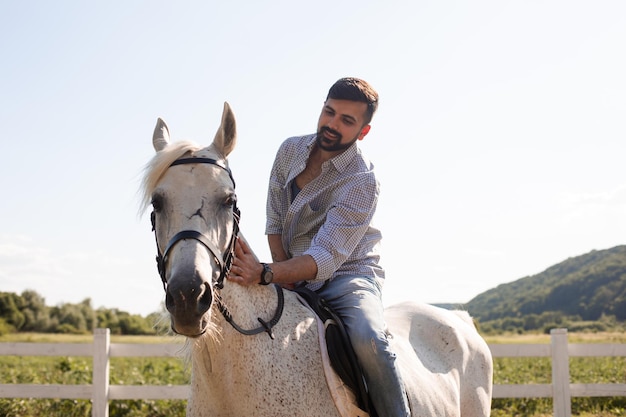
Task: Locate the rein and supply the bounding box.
[151,156,283,339]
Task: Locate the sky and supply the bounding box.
[1,1,625,316]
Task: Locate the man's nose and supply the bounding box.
[326,115,340,131]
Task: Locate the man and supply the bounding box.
[228,77,411,417]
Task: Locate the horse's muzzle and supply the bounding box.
[165,269,213,337]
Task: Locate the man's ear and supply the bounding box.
[357,124,371,140]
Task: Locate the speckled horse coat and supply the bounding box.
[141,103,493,417]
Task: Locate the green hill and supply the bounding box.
[464,245,626,330]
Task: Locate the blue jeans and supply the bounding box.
[317,275,411,417]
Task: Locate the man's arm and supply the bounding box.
[268,234,289,262]
[228,237,318,286]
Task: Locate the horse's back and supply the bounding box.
[385,302,493,417]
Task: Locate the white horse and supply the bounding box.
[140,103,493,417]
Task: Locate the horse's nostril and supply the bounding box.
[198,283,213,313]
[165,290,175,313]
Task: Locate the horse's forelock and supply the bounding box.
[139,141,203,214]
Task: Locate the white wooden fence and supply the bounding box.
[0,328,625,417]
[490,328,626,416]
[0,329,187,417]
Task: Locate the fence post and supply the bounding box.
[551,328,571,417]
[93,328,111,417]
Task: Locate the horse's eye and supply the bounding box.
[151,195,164,212]
[224,194,237,209]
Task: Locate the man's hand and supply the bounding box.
[228,238,263,286]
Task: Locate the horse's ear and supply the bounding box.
[153,118,170,152]
[213,102,237,157]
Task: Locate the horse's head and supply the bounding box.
[141,103,238,337]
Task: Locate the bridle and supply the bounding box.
[152,158,238,291]
[151,156,283,339]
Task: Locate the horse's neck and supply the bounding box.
[189,281,276,380]
[213,231,270,328]
[218,280,276,328]
[188,283,281,409]
[186,278,342,416]
[238,232,260,261]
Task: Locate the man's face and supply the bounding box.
[316,98,371,152]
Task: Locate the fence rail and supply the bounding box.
[0,328,625,417]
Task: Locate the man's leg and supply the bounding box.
[318,276,411,417]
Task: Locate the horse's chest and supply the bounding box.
[188,317,341,417]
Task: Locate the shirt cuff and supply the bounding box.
[303,246,335,282]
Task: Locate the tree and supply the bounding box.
[20,290,50,331]
[0,292,25,330]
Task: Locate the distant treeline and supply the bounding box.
[476,311,624,335]
[0,290,167,336]
[464,245,626,335]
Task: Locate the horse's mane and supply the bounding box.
[139,140,203,214]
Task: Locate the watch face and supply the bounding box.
[262,263,273,285]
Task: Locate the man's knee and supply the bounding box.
[351,329,391,359]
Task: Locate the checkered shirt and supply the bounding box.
[265,134,385,290]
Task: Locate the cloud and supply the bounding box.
[559,185,626,206]
[0,234,162,315]
[557,185,626,225]
[0,236,67,279]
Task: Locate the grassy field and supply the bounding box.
[0,332,625,416]
[0,333,187,417]
[487,332,626,417]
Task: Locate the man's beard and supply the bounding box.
[315,126,358,152]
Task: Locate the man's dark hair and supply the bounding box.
[326,77,379,125]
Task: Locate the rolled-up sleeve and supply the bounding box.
[265,144,288,235]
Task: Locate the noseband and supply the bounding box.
[151,156,283,339]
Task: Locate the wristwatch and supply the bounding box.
[259,263,274,285]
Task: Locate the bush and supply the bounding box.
[0,317,14,336]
